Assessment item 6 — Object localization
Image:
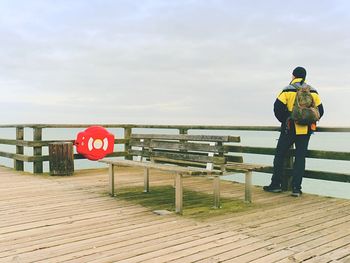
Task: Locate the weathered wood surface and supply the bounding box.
[107,134,241,210]
[15,127,24,171]
[225,162,268,173]
[100,159,222,176]
[33,128,43,173]
[131,133,241,142]
[1,166,349,262]
[127,153,243,167]
[128,149,218,164]
[0,138,126,147]
[130,139,225,153]
[225,145,350,161]
[49,142,74,176]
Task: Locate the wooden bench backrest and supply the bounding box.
[129,134,243,169]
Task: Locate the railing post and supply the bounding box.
[179,128,188,148]
[175,173,183,214]
[15,127,24,171]
[179,128,188,135]
[124,127,132,160]
[213,175,221,208]
[109,164,115,196]
[33,127,43,174]
[245,171,253,203]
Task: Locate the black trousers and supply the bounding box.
[271,131,311,190]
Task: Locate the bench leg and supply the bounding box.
[109,164,115,196]
[213,175,221,209]
[144,168,150,193]
[245,171,252,203]
[175,173,183,214]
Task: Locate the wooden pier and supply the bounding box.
[1,166,349,263]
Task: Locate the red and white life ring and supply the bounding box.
[75,126,114,161]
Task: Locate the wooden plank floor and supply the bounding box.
[0,166,349,263]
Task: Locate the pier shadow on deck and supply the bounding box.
[1,166,349,263]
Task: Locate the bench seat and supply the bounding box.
[226,162,268,173]
[100,133,263,214]
[100,159,223,176]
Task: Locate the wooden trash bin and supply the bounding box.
[49,142,74,176]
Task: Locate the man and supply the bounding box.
[264,66,324,197]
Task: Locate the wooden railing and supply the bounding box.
[0,124,349,183]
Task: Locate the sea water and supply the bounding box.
[0,127,349,199]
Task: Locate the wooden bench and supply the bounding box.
[100,133,266,214]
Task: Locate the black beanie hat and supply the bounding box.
[292,66,307,79]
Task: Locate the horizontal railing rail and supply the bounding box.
[0,138,127,147]
[0,124,350,132]
[224,145,350,161]
[0,124,349,184]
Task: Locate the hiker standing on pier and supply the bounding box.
[264,67,324,197]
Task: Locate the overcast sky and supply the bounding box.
[1,0,349,126]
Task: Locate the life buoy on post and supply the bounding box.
[75,126,115,161]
